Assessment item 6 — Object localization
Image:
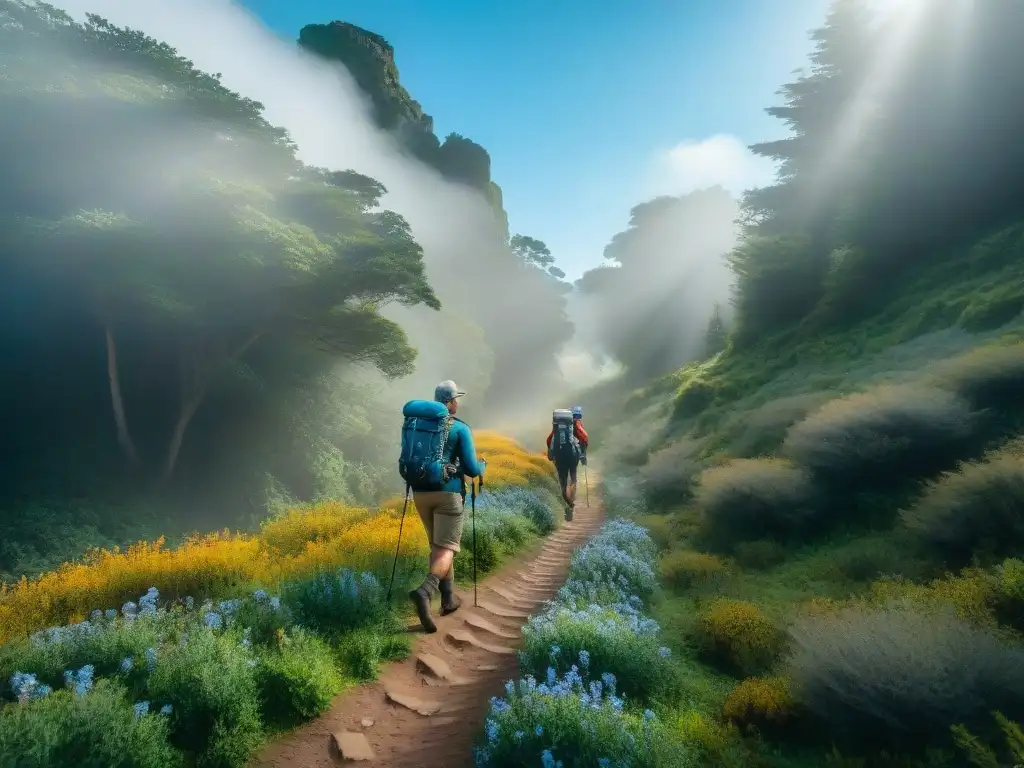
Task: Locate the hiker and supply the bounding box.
[547,406,589,521]
[400,380,486,634]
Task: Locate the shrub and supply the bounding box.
[866,571,997,628]
[256,629,342,727]
[660,550,731,591]
[782,385,977,491]
[732,540,788,570]
[0,679,182,768]
[902,451,1024,567]
[568,539,657,600]
[674,710,743,764]
[461,526,500,575]
[521,612,675,704]
[953,711,1024,768]
[474,671,691,768]
[634,515,677,552]
[786,605,1024,751]
[257,503,370,556]
[638,439,701,509]
[333,621,409,680]
[144,629,262,768]
[694,459,819,548]
[930,343,1024,418]
[721,675,795,731]
[695,599,782,676]
[280,569,388,639]
[718,393,833,459]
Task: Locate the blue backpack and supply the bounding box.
[399,400,454,490]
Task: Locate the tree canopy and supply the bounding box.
[0,0,440,574]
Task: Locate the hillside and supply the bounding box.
[580,2,1024,766]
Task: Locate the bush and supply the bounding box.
[0,679,182,768]
[902,451,1024,568]
[721,675,795,731]
[783,385,977,491]
[256,629,342,727]
[732,540,788,570]
[638,440,701,509]
[694,459,819,548]
[144,629,262,768]
[694,599,783,676]
[673,710,744,765]
[660,550,731,591]
[634,515,678,552]
[258,503,371,556]
[474,670,691,768]
[521,612,676,704]
[930,343,1024,418]
[718,393,833,459]
[568,539,657,600]
[334,622,408,680]
[280,569,388,639]
[786,605,1024,752]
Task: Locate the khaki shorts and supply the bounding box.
[413,491,464,552]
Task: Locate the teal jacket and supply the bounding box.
[442,417,486,494]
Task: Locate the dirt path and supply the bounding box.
[252,497,602,767]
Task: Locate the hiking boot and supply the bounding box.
[564,503,574,522]
[439,575,462,616]
[409,574,440,633]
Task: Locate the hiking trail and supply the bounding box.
[252,493,603,767]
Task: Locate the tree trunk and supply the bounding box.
[159,331,264,483]
[105,326,139,464]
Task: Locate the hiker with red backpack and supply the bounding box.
[547,405,588,521]
[397,380,486,633]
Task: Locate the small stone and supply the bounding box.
[329,731,375,762]
[360,718,374,728]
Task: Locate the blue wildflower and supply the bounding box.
[658,646,671,659]
[145,647,157,672]
[160,703,173,715]
[134,701,149,719]
[535,724,543,736]
[541,750,556,768]
[643,709,656,721]
[485,718,499,744]
[105,609,117,620]
[119,656,134,673]
[203,611,223,630]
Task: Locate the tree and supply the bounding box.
[548,266,566,280]
[510,234,555,269]
[703,302,728,358]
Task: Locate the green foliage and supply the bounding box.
[694,599,783,677]
[694,459,819,548]
[0,0,446,572]
[637,439,701,510]
[782,385,977,492]
[256,629,342,728]
[279,569,389,640]
[952,712,1024,768]
[520,608,680,704]
[787,605,1024,753]
[0,680,182,768]
[510,234,554,268]
[902,449,1024,568]
[144,629,262,768]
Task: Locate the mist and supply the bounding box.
[53,0,573,432]
[567,186,740,385]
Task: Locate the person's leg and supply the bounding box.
[409,492,452,633]
[556,461,571,505]
[566,461,578,505]
[432,493,465,615]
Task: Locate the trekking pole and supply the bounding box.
[471,476,478,608]
[584,464,590,507]
[386,485,411,603]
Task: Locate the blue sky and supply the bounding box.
[241,0,830,280]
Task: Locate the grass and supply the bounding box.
[0,432,560,768]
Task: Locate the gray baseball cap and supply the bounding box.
[434,380,466,403]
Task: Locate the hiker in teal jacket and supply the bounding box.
[408,380,486,633]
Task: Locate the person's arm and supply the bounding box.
[545,430,553,449]
[575,422,589,447]
[457,423,485,478]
